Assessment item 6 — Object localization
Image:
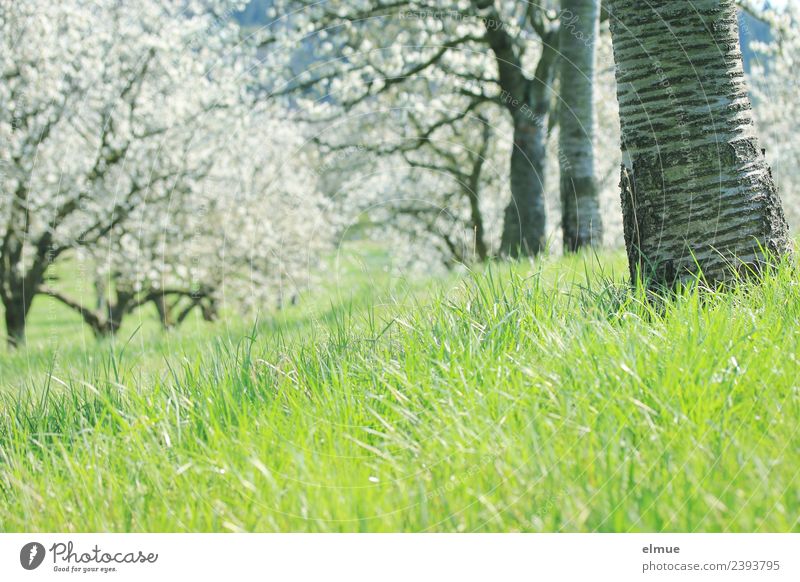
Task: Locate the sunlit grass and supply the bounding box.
[0,247,798,532]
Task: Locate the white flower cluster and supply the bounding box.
[0,0,331,339]
[749,3,800,232]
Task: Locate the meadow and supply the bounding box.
[1,245,798,532]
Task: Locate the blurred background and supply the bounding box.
[0,0,796,349]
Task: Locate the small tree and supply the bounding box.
[270,0,565,258]
[42,107,329,335]
[0,0,248,346]
[317,96,507,267]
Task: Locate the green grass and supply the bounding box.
[1,246,799,532]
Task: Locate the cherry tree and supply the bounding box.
[0,0,249,345]
[607,0,790,289]
[267,0,569,258]
[207,109,331,315]
[313,85,510,267]
[41,101,330,336]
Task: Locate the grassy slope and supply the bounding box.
[0,246,798,532]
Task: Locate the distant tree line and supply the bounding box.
[0,0,795,347]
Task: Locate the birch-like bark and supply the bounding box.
[558,0,602,251]
[608,0,791,288]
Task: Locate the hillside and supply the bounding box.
[2,248,798,532]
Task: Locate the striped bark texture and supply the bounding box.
[559,0,603,252]
[607,0,791,288]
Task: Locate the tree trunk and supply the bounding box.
[467,190,488,262]
[608,0,791,288]
[4,294,30,348]
[94,290,131,337]
[486,11,558,259]
[500,111,548,257]
[200,296,219,322]
[559,0,602,252]
[152,294,175,329]
[95,275,108,311]
[499,37,557,260]
[466,116,491,262]
[1,280,37,348]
